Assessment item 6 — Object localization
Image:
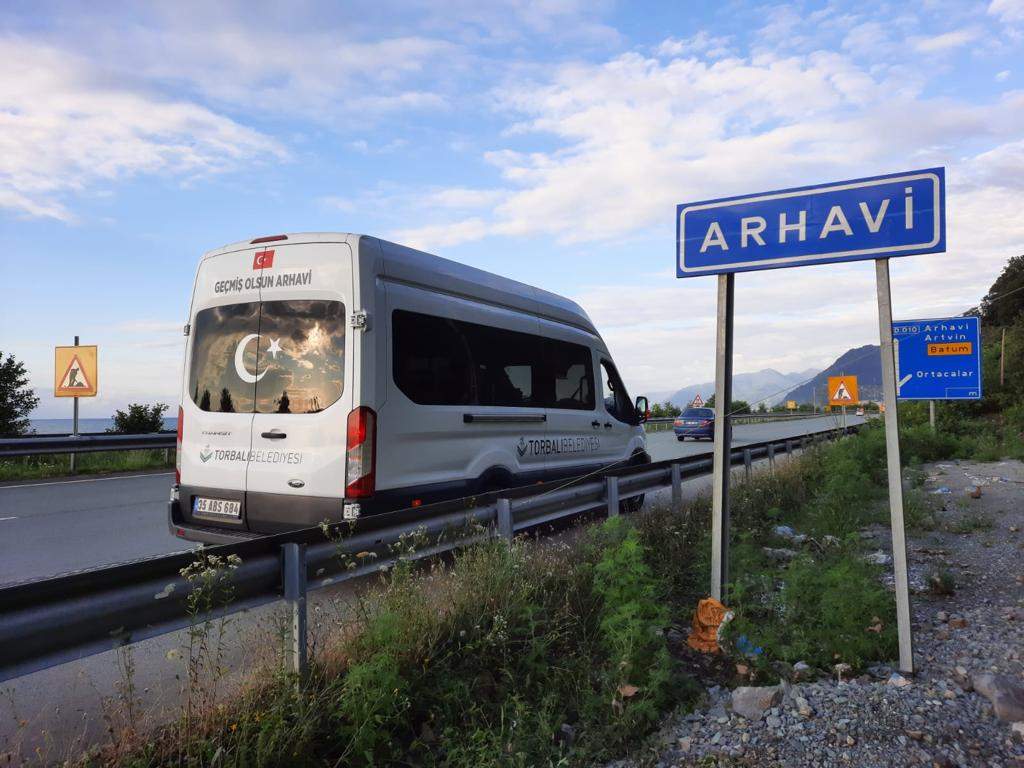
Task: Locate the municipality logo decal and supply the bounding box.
[200,445,213,463]
[516,437,528,457]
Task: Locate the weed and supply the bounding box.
[947,512,994,534]
[927,568,957,596]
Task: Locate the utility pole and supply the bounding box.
[1000,327,1006,388]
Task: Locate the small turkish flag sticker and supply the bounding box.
[253,249,275,269]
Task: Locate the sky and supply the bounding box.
[2,0,1023,417]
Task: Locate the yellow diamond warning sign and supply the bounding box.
[55,345,98,398]
[827,375,858,406]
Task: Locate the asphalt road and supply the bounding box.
[0,415,862,586]
[0,472,190,586]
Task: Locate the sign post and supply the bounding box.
[875,260,913,673]
[710,274,734,601]
[678,168,945,673]
[55,339,99,474]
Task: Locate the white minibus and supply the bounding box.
[169,233,650,543]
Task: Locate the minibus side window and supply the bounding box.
[393,309,596,410]
[188,303,260,413]
[393,310,475,405]
[254,300,346,414]
[600,359,637,425]
[548,340,595,410]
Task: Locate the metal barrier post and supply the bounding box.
[743,449,752,482]
[606,476,619,518]
[282,543,308,680]
[496,498,513,543]
[671,463,682,512]
[786,439,794,455]
[767,443,776,472]
[801,436,809,449]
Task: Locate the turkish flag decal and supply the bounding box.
[253,249,275,269]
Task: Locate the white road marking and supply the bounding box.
[0,516,17,521]
[0,472,174,491]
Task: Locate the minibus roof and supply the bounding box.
[204,232,601,338]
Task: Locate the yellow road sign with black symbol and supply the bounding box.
[55,345,98,397]
[827,375,858,406]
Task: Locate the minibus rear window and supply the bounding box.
[189,300,345,414]
[189,302,260,413]
[254,300,345,414]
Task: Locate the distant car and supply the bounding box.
[673,407,715,441]
[856,408,865,416]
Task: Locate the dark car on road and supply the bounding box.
[673,407,715,441]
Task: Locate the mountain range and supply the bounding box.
[782,344,882,405]
[658,344,885,408]
[662,368,819,408]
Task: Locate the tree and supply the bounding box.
[649,400,681,418]
[0,352,39,436]
[108,403,169,434]
[276,390,291,414]
[705,395,751,414]
[980,254,1024,327]
[219,388,235,413]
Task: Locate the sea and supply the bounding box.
[28,417,178,435]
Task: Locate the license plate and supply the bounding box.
[193,497,241,519]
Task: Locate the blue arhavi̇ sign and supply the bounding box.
[676,168,945,277]
[893,316,981,400]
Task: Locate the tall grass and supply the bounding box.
[0,449,174,481]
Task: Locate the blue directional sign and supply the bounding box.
[676,168,945,277]
[892,316,981,400]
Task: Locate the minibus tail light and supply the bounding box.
[175,406,183,484]
[346,407,376,498]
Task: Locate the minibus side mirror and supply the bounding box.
[635,396,649,423]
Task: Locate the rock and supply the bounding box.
[795,696,813,717]
[677,736,691,752]
[822,535,840,547]
[762,547,799,562]
[792,661,814,681]
[1011,722,1024,739]
[772,525,796,539]
[558,723,575,746]
[971,673,1024,722]
[888,672,912,688]
[967,485,982,498]
[948,617,969,629]
[954,666,972,690]
[731,685,782,720]
[866,550,893,566]
[766,715,782,728]
[936,610,949,623]
[906,729,924,741]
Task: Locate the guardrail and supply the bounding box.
[0,415,830,456]
[0,432,175,458]
[0,424,858,683]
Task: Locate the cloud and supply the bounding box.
[996,69,1011,81]
[989,0,1024,24]
[911,28,982,53]
[656,31,732,59]
[0,37,285,221]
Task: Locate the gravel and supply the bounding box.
[606,459,1024,767]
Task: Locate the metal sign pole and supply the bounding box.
[710,273,734,601]
[71,335,79,475]
[874,259,914,674]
